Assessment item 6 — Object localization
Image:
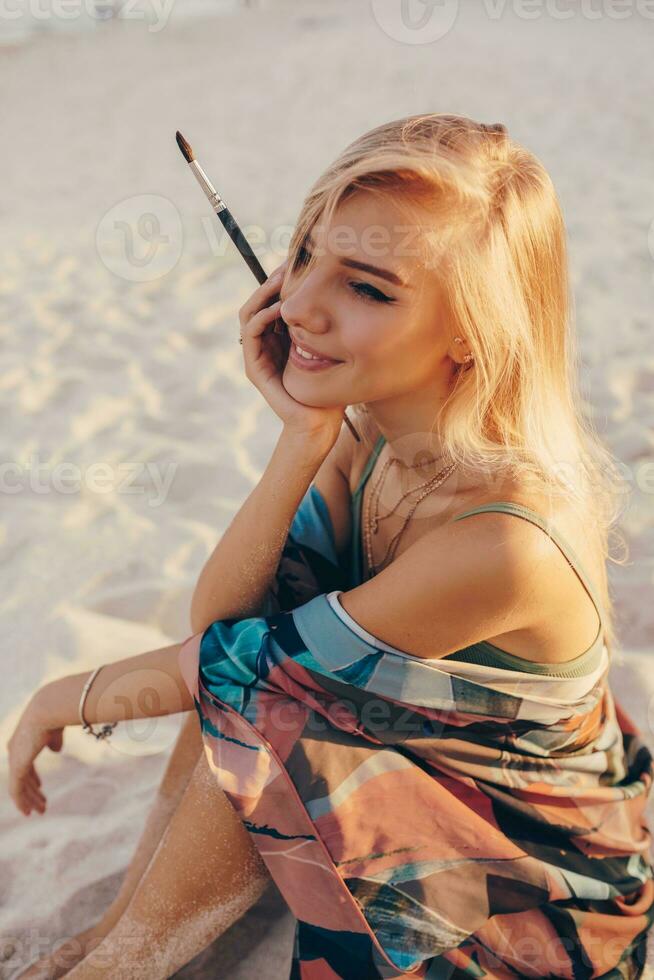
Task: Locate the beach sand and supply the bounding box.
[1,1,653,975]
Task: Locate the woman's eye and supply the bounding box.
[349,282,394,304]
[294,245,311,268]
[293,246,394,305]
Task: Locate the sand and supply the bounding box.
[1,0,653,976]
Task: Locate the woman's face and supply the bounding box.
[279,192,456,411]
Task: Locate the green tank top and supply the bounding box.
[349,434,606,678]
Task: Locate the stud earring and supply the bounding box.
[453,337,474,365]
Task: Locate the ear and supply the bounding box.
[450,337,471,366]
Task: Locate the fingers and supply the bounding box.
[241,299,282,344]
[24,782,46,815]
[242,299,282,339]
[12,778,46,816]
[238,260,288,329]
[9,763,47,816]
[239,274,282,329]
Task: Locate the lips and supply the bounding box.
[289,335,342,362]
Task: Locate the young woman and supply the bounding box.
[9,114,654,979]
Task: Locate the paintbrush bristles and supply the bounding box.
[175,130,194,163]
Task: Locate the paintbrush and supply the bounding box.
[175,130,360,443]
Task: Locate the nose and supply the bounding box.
[280,267,331,338]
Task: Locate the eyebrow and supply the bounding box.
[304,233,411,289]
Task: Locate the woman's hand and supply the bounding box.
[239,261,346,445]
[6,694,63,816]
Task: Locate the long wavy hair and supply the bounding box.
[279,113,629,653]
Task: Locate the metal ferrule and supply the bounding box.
[189,159,226,213]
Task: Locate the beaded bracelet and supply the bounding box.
[78,665,118,740]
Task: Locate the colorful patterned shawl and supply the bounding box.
[178,482,654,979]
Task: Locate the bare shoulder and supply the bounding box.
[338,483,602,662]
[434,496,554,589]
[451,475,603,572]
[445,476,606,656]
[338,497,546,660]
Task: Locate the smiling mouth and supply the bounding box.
[288,341,344,371]
[291,341,342,364]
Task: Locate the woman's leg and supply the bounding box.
[17,712,205,980]
[64,749,270,980]
[99,712,205,930]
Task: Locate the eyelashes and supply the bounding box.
[292,246,395,305]
[293,245,311,270]
[351,282,394,305]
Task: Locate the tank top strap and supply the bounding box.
[352,434,386,499]
[349,435,386,588]
[449,501,605,636]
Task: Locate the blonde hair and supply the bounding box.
[280,113,629,653]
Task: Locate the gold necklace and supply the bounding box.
[366,453,445,535]
[363,451,458,579]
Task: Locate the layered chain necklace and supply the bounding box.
[363,447,458,579]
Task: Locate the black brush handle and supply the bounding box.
[219,207,268,284]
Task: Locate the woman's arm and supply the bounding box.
[7,642,193,816]
[29,642,193,730]
[189,262,346,632]
[190,427,334,632]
